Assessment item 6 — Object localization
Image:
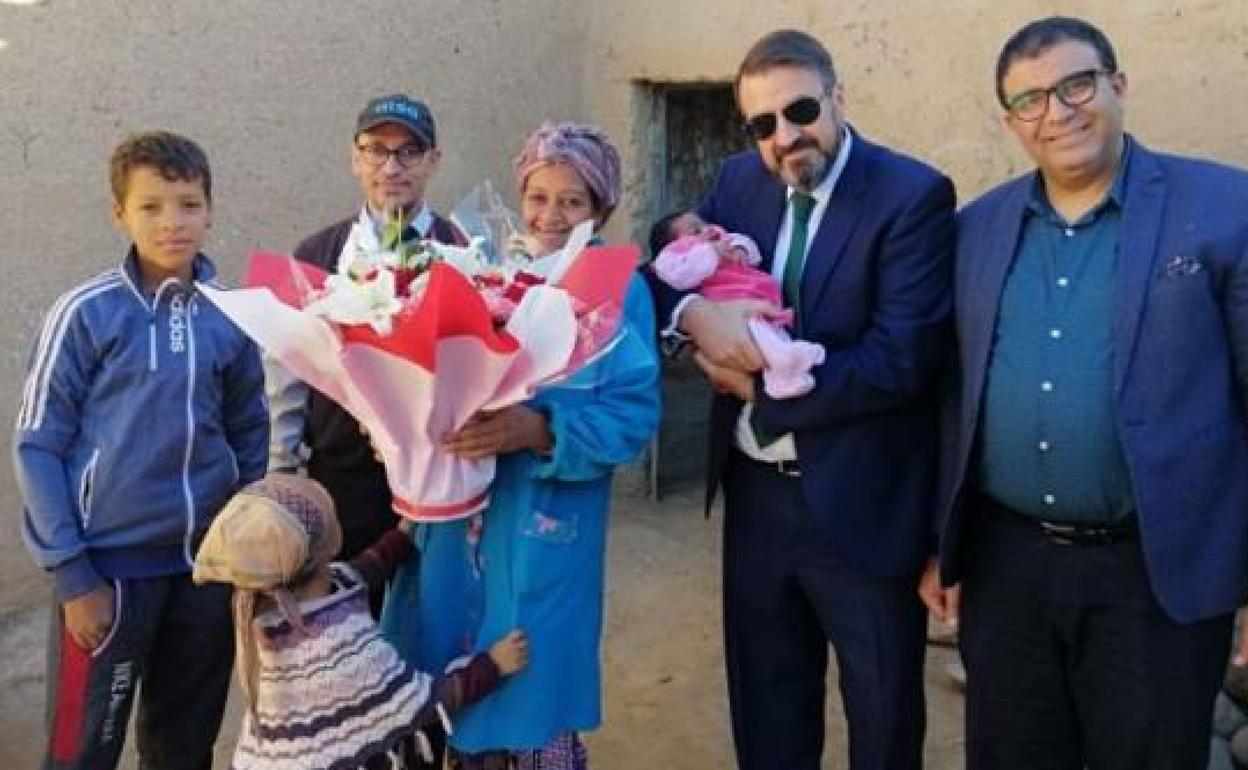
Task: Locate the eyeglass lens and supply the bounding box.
[1009,69,1104,120]
[357,144,426,167]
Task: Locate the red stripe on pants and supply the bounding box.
[50,630,91,762]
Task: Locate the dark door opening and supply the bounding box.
[634,81,748,498]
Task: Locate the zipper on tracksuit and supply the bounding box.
[144,282,201,568]
[179,296,198,567]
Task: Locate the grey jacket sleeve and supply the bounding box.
[264,353,308,473]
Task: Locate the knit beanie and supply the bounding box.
[193,474,342,714]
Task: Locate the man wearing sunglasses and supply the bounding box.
[647,28,955,770]
[921,16,1248,768]
[267,94,466,566]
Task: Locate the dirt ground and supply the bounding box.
[0,365,967,768]
[0,499,967,770]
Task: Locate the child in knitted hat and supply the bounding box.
[194,474,527,769]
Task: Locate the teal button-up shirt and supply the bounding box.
[976,155,1136,523]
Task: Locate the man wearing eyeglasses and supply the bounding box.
[646,28,955,770]
[920,16,1248,768]
[267,93,466,563]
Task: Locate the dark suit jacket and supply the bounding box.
[649,131,956,579]
[938,136,1248,623]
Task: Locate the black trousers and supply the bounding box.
[43,575,233,770]
[722,452,927,770]
[959,499,1233,770]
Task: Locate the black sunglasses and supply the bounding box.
[741,95,824,142]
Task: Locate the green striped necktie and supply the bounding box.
[782,191,816,319]
[751,191,816,448]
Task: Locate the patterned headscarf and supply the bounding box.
[193,475,342,714]
[513,121,623,224]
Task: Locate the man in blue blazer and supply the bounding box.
[920,16,1248,769]
[648,29,955,770]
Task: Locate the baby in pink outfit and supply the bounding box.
[650,212,825,399]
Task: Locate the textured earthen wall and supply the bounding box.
[585,1,1248,244]
[2,0,1246,609]
[0,0,590,609]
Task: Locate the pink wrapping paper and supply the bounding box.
[200,245,638,521]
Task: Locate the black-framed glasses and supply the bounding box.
[355,143,428,168]
[1005,68,1114,122]
[741,95,825,142]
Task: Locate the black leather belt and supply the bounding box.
[1035,519,1137,546]
[981,496,1137,546]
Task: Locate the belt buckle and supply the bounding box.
[775,459,801,478]
[1038,521,1124,546]
[1038,521,1079,546]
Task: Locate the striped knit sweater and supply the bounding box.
[232,564,500,769]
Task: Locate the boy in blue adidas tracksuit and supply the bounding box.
[13,131,268,770]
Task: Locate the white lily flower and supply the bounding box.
[377,248,404,269]
[427,236,491,279]
[305,267,403,335]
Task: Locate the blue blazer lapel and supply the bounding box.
[963,179,1030,420]
[754,179,788,273]
[802,136,868,319]
[1114,140,1166,395]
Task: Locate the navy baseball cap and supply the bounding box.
[355,94,437,148]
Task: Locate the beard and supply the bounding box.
[773,138,831,192]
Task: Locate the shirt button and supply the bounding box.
[1041,381,1054,392]
[1057,277,1070,288]
[1043,494,1057,505]
[1050,328,1063,339]
[1064,228,1074,237]
[1038,441,1051,452]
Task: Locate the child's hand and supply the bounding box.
[488,629,529,675]
[63,584,115,651]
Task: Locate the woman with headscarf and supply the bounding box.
[398,122,661,769]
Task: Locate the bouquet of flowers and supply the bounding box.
[200,210,639,523]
